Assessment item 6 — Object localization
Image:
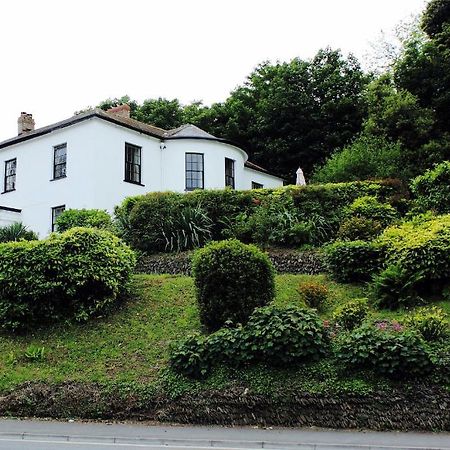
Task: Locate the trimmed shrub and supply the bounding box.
[0,227,135,331]
[337,217,383,241]
[244,306,329,366]
[347,196,398,227]
[0,222,37,242]
[377,214,450,298]
[56,209,112,232]
[332,298,369,331]
[336,323,433,379]
[405,306,449,342]
[298,281,328,310]
[411,161,450,214]
[192,239,275,332]
[324,240,382,282]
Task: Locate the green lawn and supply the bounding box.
[0,274,448,393]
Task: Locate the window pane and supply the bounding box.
[125,144,141,183]
[185,153,204,190]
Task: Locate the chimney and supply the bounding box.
[106,104,131,118]
[18,112,35,135]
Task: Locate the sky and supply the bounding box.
[0,0,426,140]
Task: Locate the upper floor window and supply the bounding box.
[53,143,67,179]
[52,204,65,232]
[185,153,204,191]
[252,181,263,189]
[124,143,142,184]
[225,158,235,189]
[4,158,17,193]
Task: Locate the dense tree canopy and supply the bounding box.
[95,1,449,184]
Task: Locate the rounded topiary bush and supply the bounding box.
[0,227,135,331]
[56,208,113,232]
[332,298,369,331]
[192,239,275,332]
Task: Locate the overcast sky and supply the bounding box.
[0,0,426,140]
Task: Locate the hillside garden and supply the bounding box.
[0,161,448,429]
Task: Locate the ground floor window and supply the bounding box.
[52,205,65,232]
[252,181,263,189]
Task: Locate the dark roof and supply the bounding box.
[0,110,281,179]
[0,109,166,150]
[244,160,282,179]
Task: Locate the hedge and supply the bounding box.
[115,180,407,253]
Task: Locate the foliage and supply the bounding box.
[336,323,433,379]
[117,181,406,252]
[411,161,450,214]
[298,281,328,310]
[332,298,369,331]
[0,222,37,242]
[170,306,329,377]
[245,306,329,366]
[125,193,213,253]
[337,217,383,241]
[422,0,450,38]
[377,214,450,300]
[324,240,382,282]
[191,239,275,332]
[24,345,45,362]
[405,306,449,342]
[0,227,135,331]
[312,135,406,183]
[347,196,398,227]
[372,264,423,310]
[55,209,112,232]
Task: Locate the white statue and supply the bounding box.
[296,167,306,186]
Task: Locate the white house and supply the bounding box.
[0,105,283,237]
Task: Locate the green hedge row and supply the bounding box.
[115,180,407,253]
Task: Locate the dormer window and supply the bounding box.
[53,143,67,179]
[4,158,16,193]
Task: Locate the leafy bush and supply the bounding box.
[347,196,398,227]
[0,222,37,242]
[336,323,433,378]
[372,264,423,310]
[337,217,383,241]
[192,239,275,332]
[244,306,329,366]
[332,298,369,331]
[56,209,112,232]
[325,240,382,282]
[170,306,329,377]
[405,306,449,342]
[411,161,450,214]
[0,227,135,331]
[312,135,408,183]
[298,281,328,310]
[377,214,450,299]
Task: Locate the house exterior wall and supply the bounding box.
[0,117,283,237]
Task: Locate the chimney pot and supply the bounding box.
[106,104,131,118]
[18,112,35,135]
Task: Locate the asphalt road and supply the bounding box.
[0,418,448,450]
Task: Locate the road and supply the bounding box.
[0,418,448,449]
